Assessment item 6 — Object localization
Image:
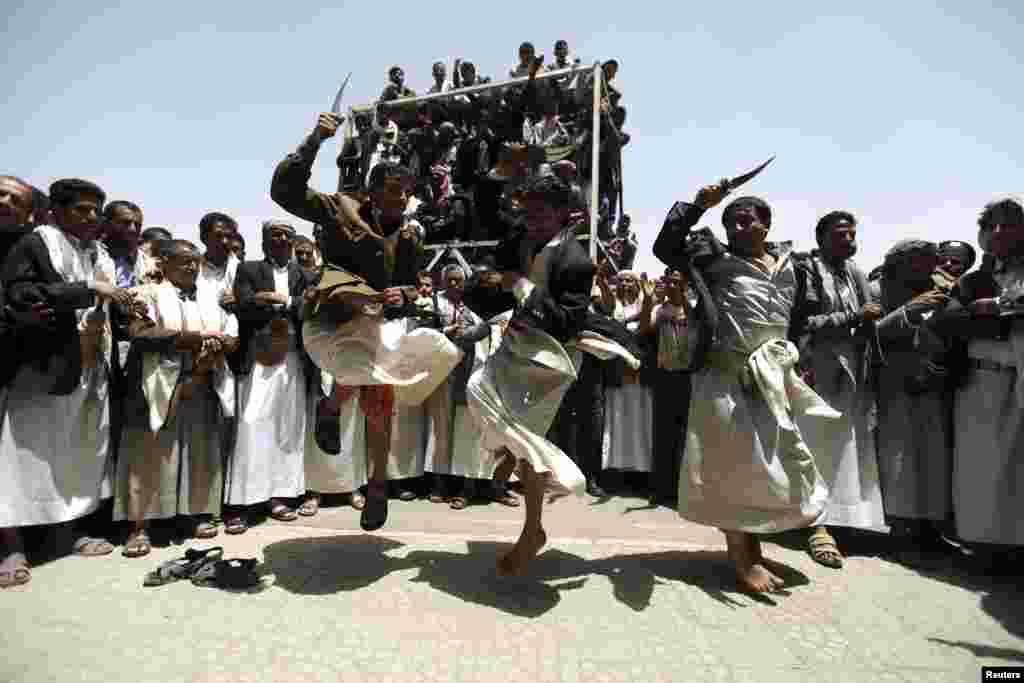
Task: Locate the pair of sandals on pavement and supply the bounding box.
[143,546,260,589]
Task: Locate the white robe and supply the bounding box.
[113,282,238,522]
[679,246,833,533]
[226,265,307,505]
[795,263,884,530]
[0,227,114,527]
[953,266,1024,545]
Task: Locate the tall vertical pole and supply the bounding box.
[589,61,601,262]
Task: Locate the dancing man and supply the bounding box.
[270,111,461,532]
[467,173,638,576]
[653,181,835,593]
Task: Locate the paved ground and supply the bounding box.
[3,492,1022,683]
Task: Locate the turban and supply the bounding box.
[262,220,296,240]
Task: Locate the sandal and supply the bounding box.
[122,532,152,558]
[449,496,469,510]
[298,497,320,517]
[224,516,248,535]
[428,493,448,504]
[194,519,219,539]
[143,546,223,587]
[192,558,261,589]
[0,552,31,588]
[72,537,115,557]
[269,502,298,522]
[349,493,366,510]
[809,530,844,569]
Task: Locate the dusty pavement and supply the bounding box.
[2,492,1022,683]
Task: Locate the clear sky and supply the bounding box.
[6,1,1023,273]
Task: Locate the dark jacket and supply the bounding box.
[1,231,98,395]
[270,135,420,291]
[232,259,309,375]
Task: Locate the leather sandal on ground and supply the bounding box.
[144,546,224,587]
[298,498,320,517]
[192,557,261,589]
[809,531,844,569]
[449,496,469,510]
[122,532,152,558]
[194,520,219,539]
[0,552,31,588]
[269,503,298,522]
[72,537,115,557]
[224,517,248,535]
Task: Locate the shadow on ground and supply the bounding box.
[262,535,810,617]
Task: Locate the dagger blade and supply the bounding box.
[330,73,353,115]
[725,156,775,192]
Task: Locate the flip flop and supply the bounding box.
[449,496,469,510]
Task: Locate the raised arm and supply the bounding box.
[653,183,727,270]
[270,113,345,226]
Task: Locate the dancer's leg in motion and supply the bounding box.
[361,387,393,531]
[497,460,547,576]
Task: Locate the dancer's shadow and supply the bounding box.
[262,535,411,595]
[263,535,810,617]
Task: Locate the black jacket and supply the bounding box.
[1,231,98,395]
[232,259,309,375]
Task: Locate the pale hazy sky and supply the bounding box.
[6,1,1023,272]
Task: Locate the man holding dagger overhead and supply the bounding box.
[653,159,836,594]
[270,80,461,533]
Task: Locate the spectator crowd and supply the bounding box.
[1,40,1021,591]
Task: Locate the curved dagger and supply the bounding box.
[723,156,775,194]
[330,73,353,115]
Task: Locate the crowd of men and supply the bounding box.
[2,43,1022,593]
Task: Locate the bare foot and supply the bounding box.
[725,531,782,594]
[746,534,785,589]
[0,551,30,588]
[497,528,548,577]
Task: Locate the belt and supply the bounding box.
[970,358,1017,374]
